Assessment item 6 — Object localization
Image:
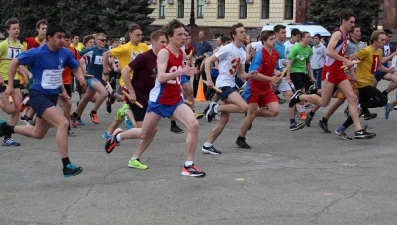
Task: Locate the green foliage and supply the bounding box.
[307,0,381,41]
[98,0,155,37]
[0,0,155,39]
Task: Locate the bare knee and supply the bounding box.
[239,105,248,113]
[269,110,279,117]
[187,120,199,132]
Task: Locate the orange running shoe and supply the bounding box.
[299,111,307,120]
[90,112,99,124]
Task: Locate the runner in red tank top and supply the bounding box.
[288,9,374,140]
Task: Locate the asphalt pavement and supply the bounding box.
[0,82,397,225]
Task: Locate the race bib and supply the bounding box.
[94,56,104,65]
[41,69,63,89]
[278,59,286,69]
[6,47,21,60]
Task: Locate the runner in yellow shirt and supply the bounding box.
[0,18,29,146]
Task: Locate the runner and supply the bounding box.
[70,33,109,125]
[107,20,205,177]
[0,18,26,146]
[202,22,256,154]
[237,30,282,148]
[0,24,87,177]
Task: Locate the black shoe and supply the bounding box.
[289,122,305,131]
[360,111,377,120]
[317,120,331,133]
[109,92,116,104]
[203,104,209,115]
[201,145,222,154]
[205,102,218,122]
[63,163,83,178]
[288,90,302,108]
[305,115,313,127]
[106,99,112,113]
[306,85,317,94]
[236,137,251,149]
[354,129,376,139]
[170,125,185,133]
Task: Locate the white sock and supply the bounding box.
[185,161,193,167]
[357,104,362,111]
[131,157,138,161]
[116,133,121,142]
[214,104,219,113]
[203,142,212,147]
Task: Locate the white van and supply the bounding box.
[261,23,331,39]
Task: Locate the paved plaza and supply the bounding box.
[1,83,397,225]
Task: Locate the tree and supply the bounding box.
[307,0,380,41]
[98,0,155,37]
[57,0,104,36]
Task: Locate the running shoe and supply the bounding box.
[335,128,352,140]
[194,112,204,119]
[288,90,302,108]
[306,85,317,94]
[106,99,112,113]
[299,111,307,120]
[68,129,76,137]
[170,125,184,133]
[289,122,305,131]
[317,120,331,133]
[205,101,218,122]
[125,116,133,130]
[19,96,29,112]
[128,159,148,170]
[102,131,111,140]
[236,137,251,149]
[181,164,206,177]
[305,115,313,127]
[105,128,122,154]
[70,114,78,127]
[354,129,376,139]
[361,111,377,120]
[90,112,99,124]
[2,137,21,146]
[77,117,85,125]
[63,163,83,178]
[385,102,392,119]
[201,145,222,154]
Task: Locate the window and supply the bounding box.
[159,0,166,18]
[177,0,184,18]
[261,0,269,19]
[373,3,383,29]
[197,0,204,18]
[239,0,247,19]
[285,0,293,19]
[218,0,225,18]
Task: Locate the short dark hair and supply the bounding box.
[64,31,71,39]
[163,19,185,41]
[384,29,393,35]
[230,22,244,41]
[339,9,355,24]
[291,28,301,37]
[6,18,19,30]
[128,24,142,33]
[350,25,360,34]
[83,35,95,46]
[46,24,66,39]
[36,19,48,29]
[260,30,275,43]
[314,34,322,39]
[273,24,286,33]
[72,34,79,39]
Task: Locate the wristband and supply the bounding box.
[103,72,109,75]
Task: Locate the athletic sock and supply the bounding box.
[309,111,315,118]
[321,117,328,123]
[62,157,71,168]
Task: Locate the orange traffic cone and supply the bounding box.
[195,80,206,102]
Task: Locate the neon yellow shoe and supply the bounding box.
[128,159,148,170]
[115,104,130,120]
[194,112,204,119]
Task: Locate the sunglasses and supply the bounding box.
[98,39,106,42]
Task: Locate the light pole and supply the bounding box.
[187,0,197,26]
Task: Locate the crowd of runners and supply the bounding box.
[0,9,396,178]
